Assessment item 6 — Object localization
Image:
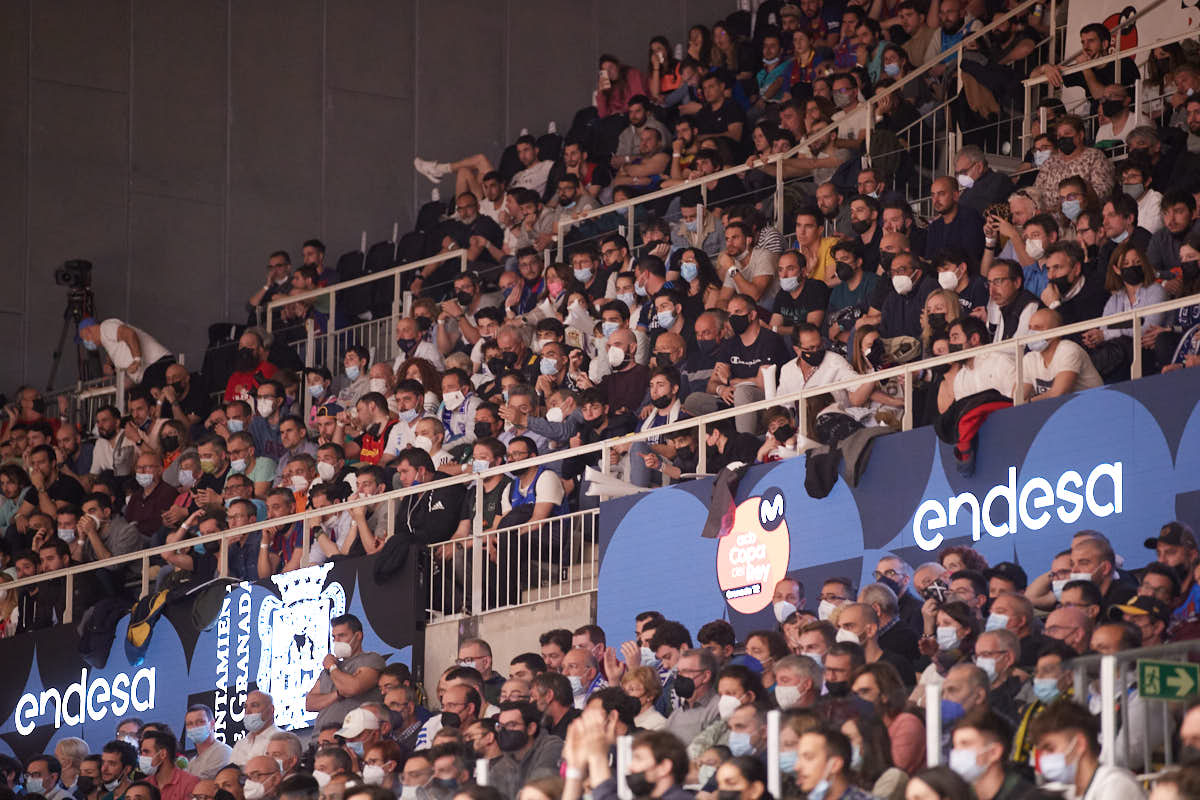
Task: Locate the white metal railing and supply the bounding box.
[9,290,1200,624]
[427,508,598,618]
[265,248,467,366]
[1067,642,1200,779]
[553,0,1047,261]
[1023,26,1200,149]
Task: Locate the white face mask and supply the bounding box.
[369,378,388,394]
[773,600,797,623]
[937,270,958,290]
[313,771,332,789]
[607,345,627,368]
[835,628,861,645]
[256,398,275,417]
[774,684,803,710]
[289,474,309,493]
[717,694,742,721]
[243,781,266,800]
[892,274,914,295]
[817,599,838,621]
[412,435,433,453]
[331,640,353,659]
[545,406,565,423]
[316,461,336,481]
[362,765,387,786]
[1024,238,1045,261]
[443,390,466,410]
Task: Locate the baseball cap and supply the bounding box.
[1111,595,1169,624]
[336,707,380,739]
[780,3,802,17]
[728,654,763,674]
[984,561,1028,592]
[315,401,344,418]
[75,317,99,343]
[1144,521,1197,551]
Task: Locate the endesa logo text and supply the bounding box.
[911,462,1122,551]
[15,668,156,735]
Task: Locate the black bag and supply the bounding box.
[336,249,370,320]
[78,597,130,668]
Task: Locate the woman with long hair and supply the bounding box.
[1081,242,1169,377]
[841,714,909,800]
[596,54,648,118]
[905,766,978,800]
[715,756,771,800]
[919,289,961,356]
[850,662,926,775]
[1159,232,1200,372]
[670,247,722,311]
[395,356,443,414]
[647,36,681,101]
[687,25,713,69]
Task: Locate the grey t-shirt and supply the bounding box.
[313,650,387,730]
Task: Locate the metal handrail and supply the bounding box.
[554,0,1045,261]
[264,248,467,331]
[15,289,1200,606]
[1023,27,1200,89]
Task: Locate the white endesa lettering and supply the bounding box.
[912,462,1122,551]
[16,667,156,736]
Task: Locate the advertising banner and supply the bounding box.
[0,555,419,763]
[596,370,1200,639]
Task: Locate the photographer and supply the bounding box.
[76,317,175,390]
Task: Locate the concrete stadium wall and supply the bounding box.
[424,592,594,698]
[0,0,734,393]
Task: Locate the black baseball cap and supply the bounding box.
[984,561,1027,591]
[1144,521,1197,551]
[1112,595,1169,624]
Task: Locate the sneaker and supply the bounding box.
[413,157,449,184]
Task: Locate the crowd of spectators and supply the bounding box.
[8,530,1200,800]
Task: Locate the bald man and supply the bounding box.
[924,175,985,268]
[1021,308,1103,401]
[230,691,281,766]
[1043,606,1092,655]
[561,648,605,709]
[596,327,650,416]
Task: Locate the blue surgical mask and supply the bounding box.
[656,309,676,328]
[1061,199,1082,221]
[399,408,419,423]
[1111,229,1130,243]
[985,613,1009,632]
[1033,149,1051,167]
[684,219,698,232]
[617,292,636,309]
[778,750,797,774]
[936,625,961,651]
[883,62,900,77]
[634,282,648,297]
[640,646,660,668]
[227,418,244,433]
[135,472,154,488]
[779,276,800,292]
[602,321,620,337]
[472,459,491,473]
[680,261,699,281]
[697,764,717,786]
[574,267,593,283]
[26,778,46,795]
[230,459,247,474]
[727,731,754,757]
[1033,677,1061,703]
[186,725,211,746]
[138,754,156,774]
[568,675,585,695]
[308,383,325,398]
[348,740,364,757]
[808,779,831,800]
[243,712,266,733]
[82,339,99,352]
[540,357,558,375]
[345,365,360,381]
[940,698,966,725]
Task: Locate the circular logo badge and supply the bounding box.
[716,491,790,614]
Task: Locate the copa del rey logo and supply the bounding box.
[716,488,790,615]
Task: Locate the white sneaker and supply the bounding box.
[414,157,450,183]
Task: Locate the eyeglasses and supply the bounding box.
[873,569,900,581]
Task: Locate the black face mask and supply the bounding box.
[947,342,965,353]
[879,250,896,272]
[850,218,873,235]
[625,771,655,797]
[799,349,826,367]
[673,675,696,698]
[160,435,180,453]
[235,348,258,372]
[1051,274,1075,294]
[651,394,674,409]
[835,261,856,282]
[675,446,695,463]
[440,711,461,728]
[169,381,187,397]
[397,337,417,352]
[456,290,474,307]
[496,727,530,752]
[1182,260,1200,282]
[716,791,742,800]
[487,357,506,376]
[697,339,720,358]
[1057,136,1078,156]
[1121,265,1144,286]
[474,421,493,439]
[928,312,947,331]
[1084,243,1099,261]
[728,314,751,335]
[1101,99,1126,118]
[773,424,796,442]
[76,777,96,796]
[825,680,850,697]
[653,351,673,368]
[865,339,885,367]
[415,316,434,332]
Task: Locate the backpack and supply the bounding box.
[77,597,130,668]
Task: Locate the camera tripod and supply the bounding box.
[45,287,100,392]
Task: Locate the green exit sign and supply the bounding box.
[1138,659,1200,700]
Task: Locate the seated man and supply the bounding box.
[1030,21,1140,115]
[872,251,937,338]
[985,260,1040,341]
[1028,694,1143,796]
[1021,309,1103,401]
[609,128,671,195]
[415,134,555,201]
[950,317,1016,401]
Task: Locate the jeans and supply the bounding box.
[683,384,764,433]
